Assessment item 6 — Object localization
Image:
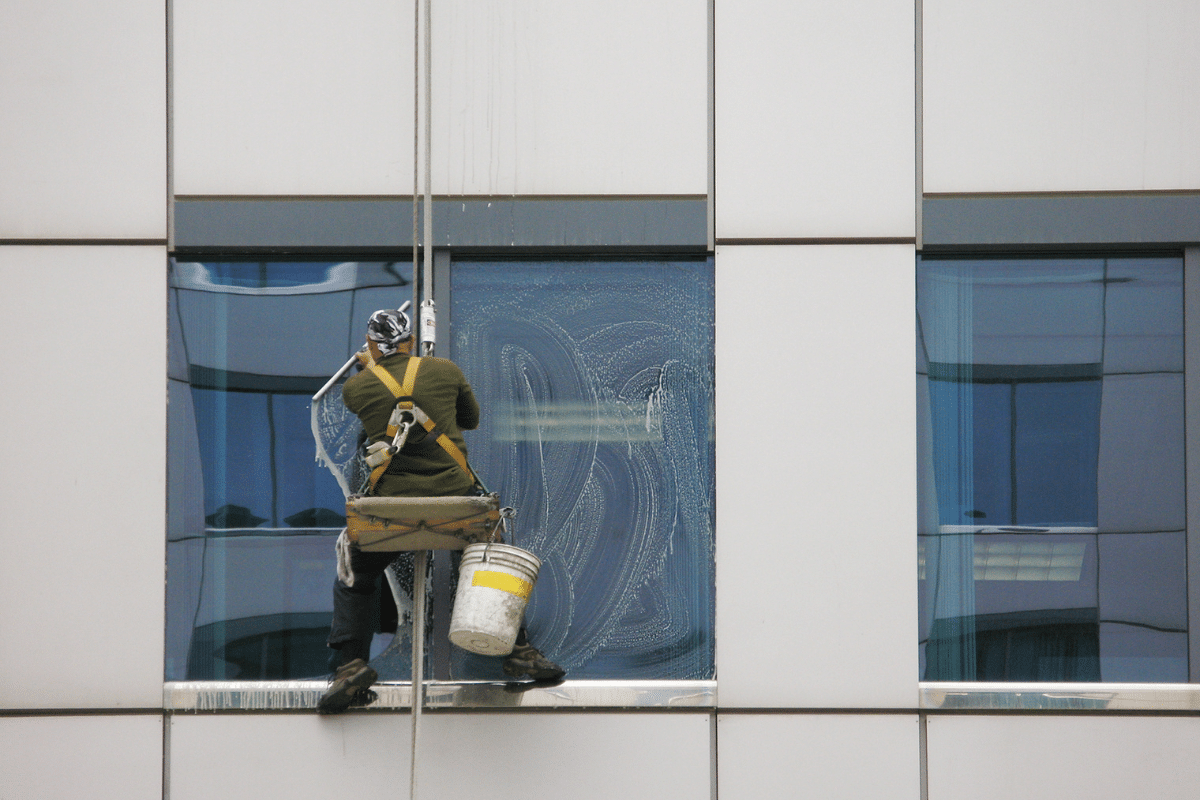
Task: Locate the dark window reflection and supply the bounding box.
[167,260,413,680]
[917,256,1186,682]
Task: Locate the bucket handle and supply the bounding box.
[483,506,518,563]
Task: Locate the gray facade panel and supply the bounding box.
[174,200,414,249]
[923,194,1200,247]
[174,198,707,249]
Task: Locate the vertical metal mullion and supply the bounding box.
[162,713,171,800]
[164,0,175,783]
[428,249,454,679]
[434,249,452,350]
[710,712,719,800]
[914,0,923,251]
[1185,247,1200,680]
[918,713,929,800]
[707,0,715,251]
[166,0,175,251]
[410,550,427,800]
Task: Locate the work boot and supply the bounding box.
[318,658,378,714]
[502,630,565,682]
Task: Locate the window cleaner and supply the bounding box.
[312,304,565,716]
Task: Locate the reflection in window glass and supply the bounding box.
[917,256,1185,682]
[166,258,715,682]
[167,260,415,680]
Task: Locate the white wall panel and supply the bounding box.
[927,715,1200,800]
[0,0,165,239]
[719,714,920,800]
[0,716,162,799]
[434,0,707,196]
[715,245,918,707]
[173,0,414,195]
[0,247,166,708]
[924,0,1200,193]
[715,0,915,239]
[171,713,710,799]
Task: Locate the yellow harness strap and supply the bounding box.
[365,357,478,490]
[366,357,422,489]
[409,406,474,477]
[371,357,421,417]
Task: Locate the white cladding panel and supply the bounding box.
[0,248,166,708]
[927,715,1200,800]
[0,716,162,799]
[715,245,918,707]
[718,714,921,800]
[434,0,707,196]
[924,0,1200,193]
[170,713,710,799]
[715,0,915,239]
[172,0,414,195]
[0,0,165,238]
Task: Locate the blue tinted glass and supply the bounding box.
[1014,381,1100,527]
[205,262,341,288]
[451,259,716,680]
[918,255,1185,683]
[928,380,1012,525]
[167,260,410,680]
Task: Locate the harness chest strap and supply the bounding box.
[365,358,477,489]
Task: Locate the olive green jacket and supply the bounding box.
[342,352,481,497]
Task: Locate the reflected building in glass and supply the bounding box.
[917,256,1186,682]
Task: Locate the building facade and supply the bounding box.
[3,0,1200,797]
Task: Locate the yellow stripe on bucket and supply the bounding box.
[471,569,532,600]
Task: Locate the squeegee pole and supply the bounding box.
[312,354,360,403]
[312,302,411,403]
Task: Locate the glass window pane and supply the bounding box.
[451,259,715,680]
[1014,380,1100,527]
[167,257,715,683]
[167,260,411,681]
[917,255,1185,683]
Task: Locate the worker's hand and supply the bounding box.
[355,348,374,368]
[364,441,391,468]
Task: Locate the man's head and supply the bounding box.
[365,308,414,358]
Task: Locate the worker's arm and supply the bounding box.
[457,379,480,430]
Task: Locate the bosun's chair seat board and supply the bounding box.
[346,494,501,552]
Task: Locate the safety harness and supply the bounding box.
[362,357,479,494]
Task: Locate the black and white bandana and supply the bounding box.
[365,308,413,356]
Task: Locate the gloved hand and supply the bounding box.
[364,440,392,468]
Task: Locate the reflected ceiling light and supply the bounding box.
[495,402,664,442]
[918,540,1086,582]
[973,541,1085,582]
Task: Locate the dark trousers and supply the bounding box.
[327,545,409,667]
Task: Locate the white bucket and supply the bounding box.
[448,542,541,656]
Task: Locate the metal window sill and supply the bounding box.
[921,682,1200,712]
[165,680,716,712]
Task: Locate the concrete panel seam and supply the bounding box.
[0,240,169,246]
